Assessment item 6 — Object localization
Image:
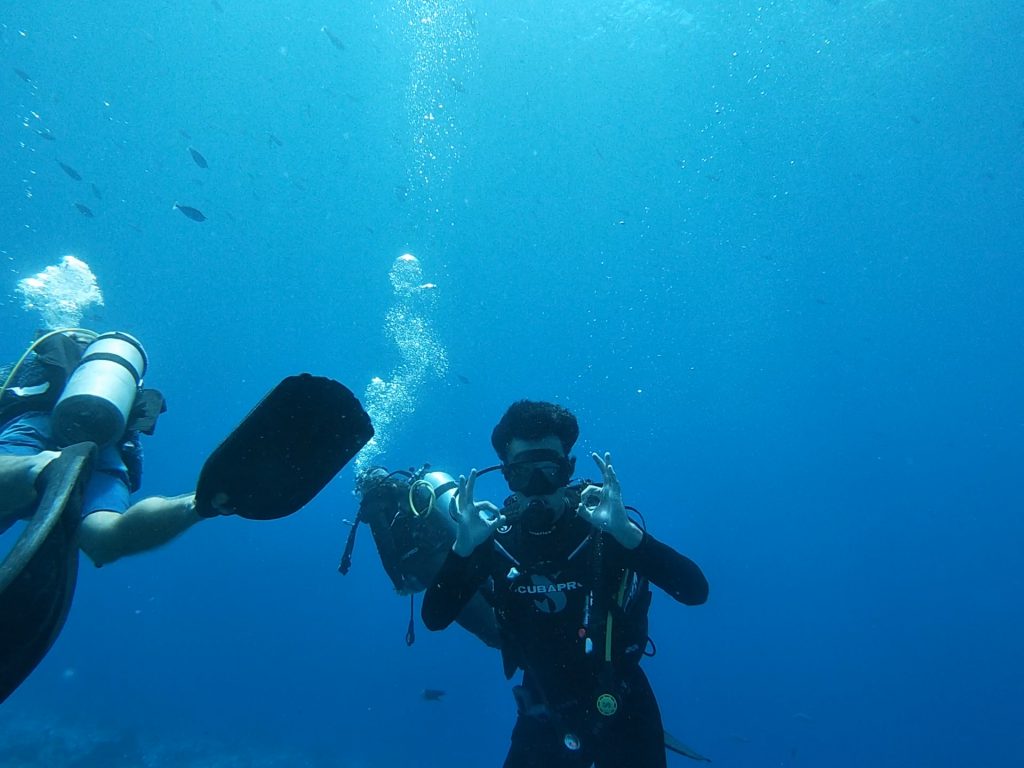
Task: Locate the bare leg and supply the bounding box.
[0,451,61,516]
[79,493,200,567]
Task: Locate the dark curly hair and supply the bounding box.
[490,400,579,462]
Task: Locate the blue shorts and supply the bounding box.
[0,412,131,522]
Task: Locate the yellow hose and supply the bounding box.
[407,478,436,518]
[605,571,631,663]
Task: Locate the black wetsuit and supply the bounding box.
[423,506,708,768]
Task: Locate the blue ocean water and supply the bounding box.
[2,1,1022,766]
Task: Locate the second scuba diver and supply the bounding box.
[342,464,501,647]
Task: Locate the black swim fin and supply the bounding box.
[196,374,373,520]
[0,442,96,704]
[665,729,711,762]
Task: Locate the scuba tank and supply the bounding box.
[51,332,147,447]
[410,470,460,522]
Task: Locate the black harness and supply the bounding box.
[485,487,654,747]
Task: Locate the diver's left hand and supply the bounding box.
[577,452,643,549]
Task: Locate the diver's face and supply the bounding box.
[504,437,572,532]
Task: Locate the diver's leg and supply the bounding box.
[78,470,198,567]
[598,668,667,768]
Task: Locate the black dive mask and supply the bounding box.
[501,449,575,496]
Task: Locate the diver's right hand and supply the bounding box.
[0,450,60,515]
[451,469,503,557]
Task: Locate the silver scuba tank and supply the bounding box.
[410,470,460,520]
[52,331,147,447]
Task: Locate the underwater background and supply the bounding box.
[2,1,1022,766]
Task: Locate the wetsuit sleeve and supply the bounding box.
[422,546,491,631]
[622,531,709,605]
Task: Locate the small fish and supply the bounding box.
[321,25,345,51]
[73,202,94,218]
[456,374,470,385]
[421,689,445,701]
[90,182,103,199]
[173,202,206,222]
[179,129,193,141]
[211,0,224,12]
[188,146,208,168]
[267,132,283,147]
[35,128,56,141]
[58,162,82,181]
[13,68,31,83]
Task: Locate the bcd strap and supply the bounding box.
[77,351,142,383]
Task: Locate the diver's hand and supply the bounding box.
[577,452,643,549]
[452,469,503,557]
[0,450,61,515]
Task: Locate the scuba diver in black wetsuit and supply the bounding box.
[422,401,709,768]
